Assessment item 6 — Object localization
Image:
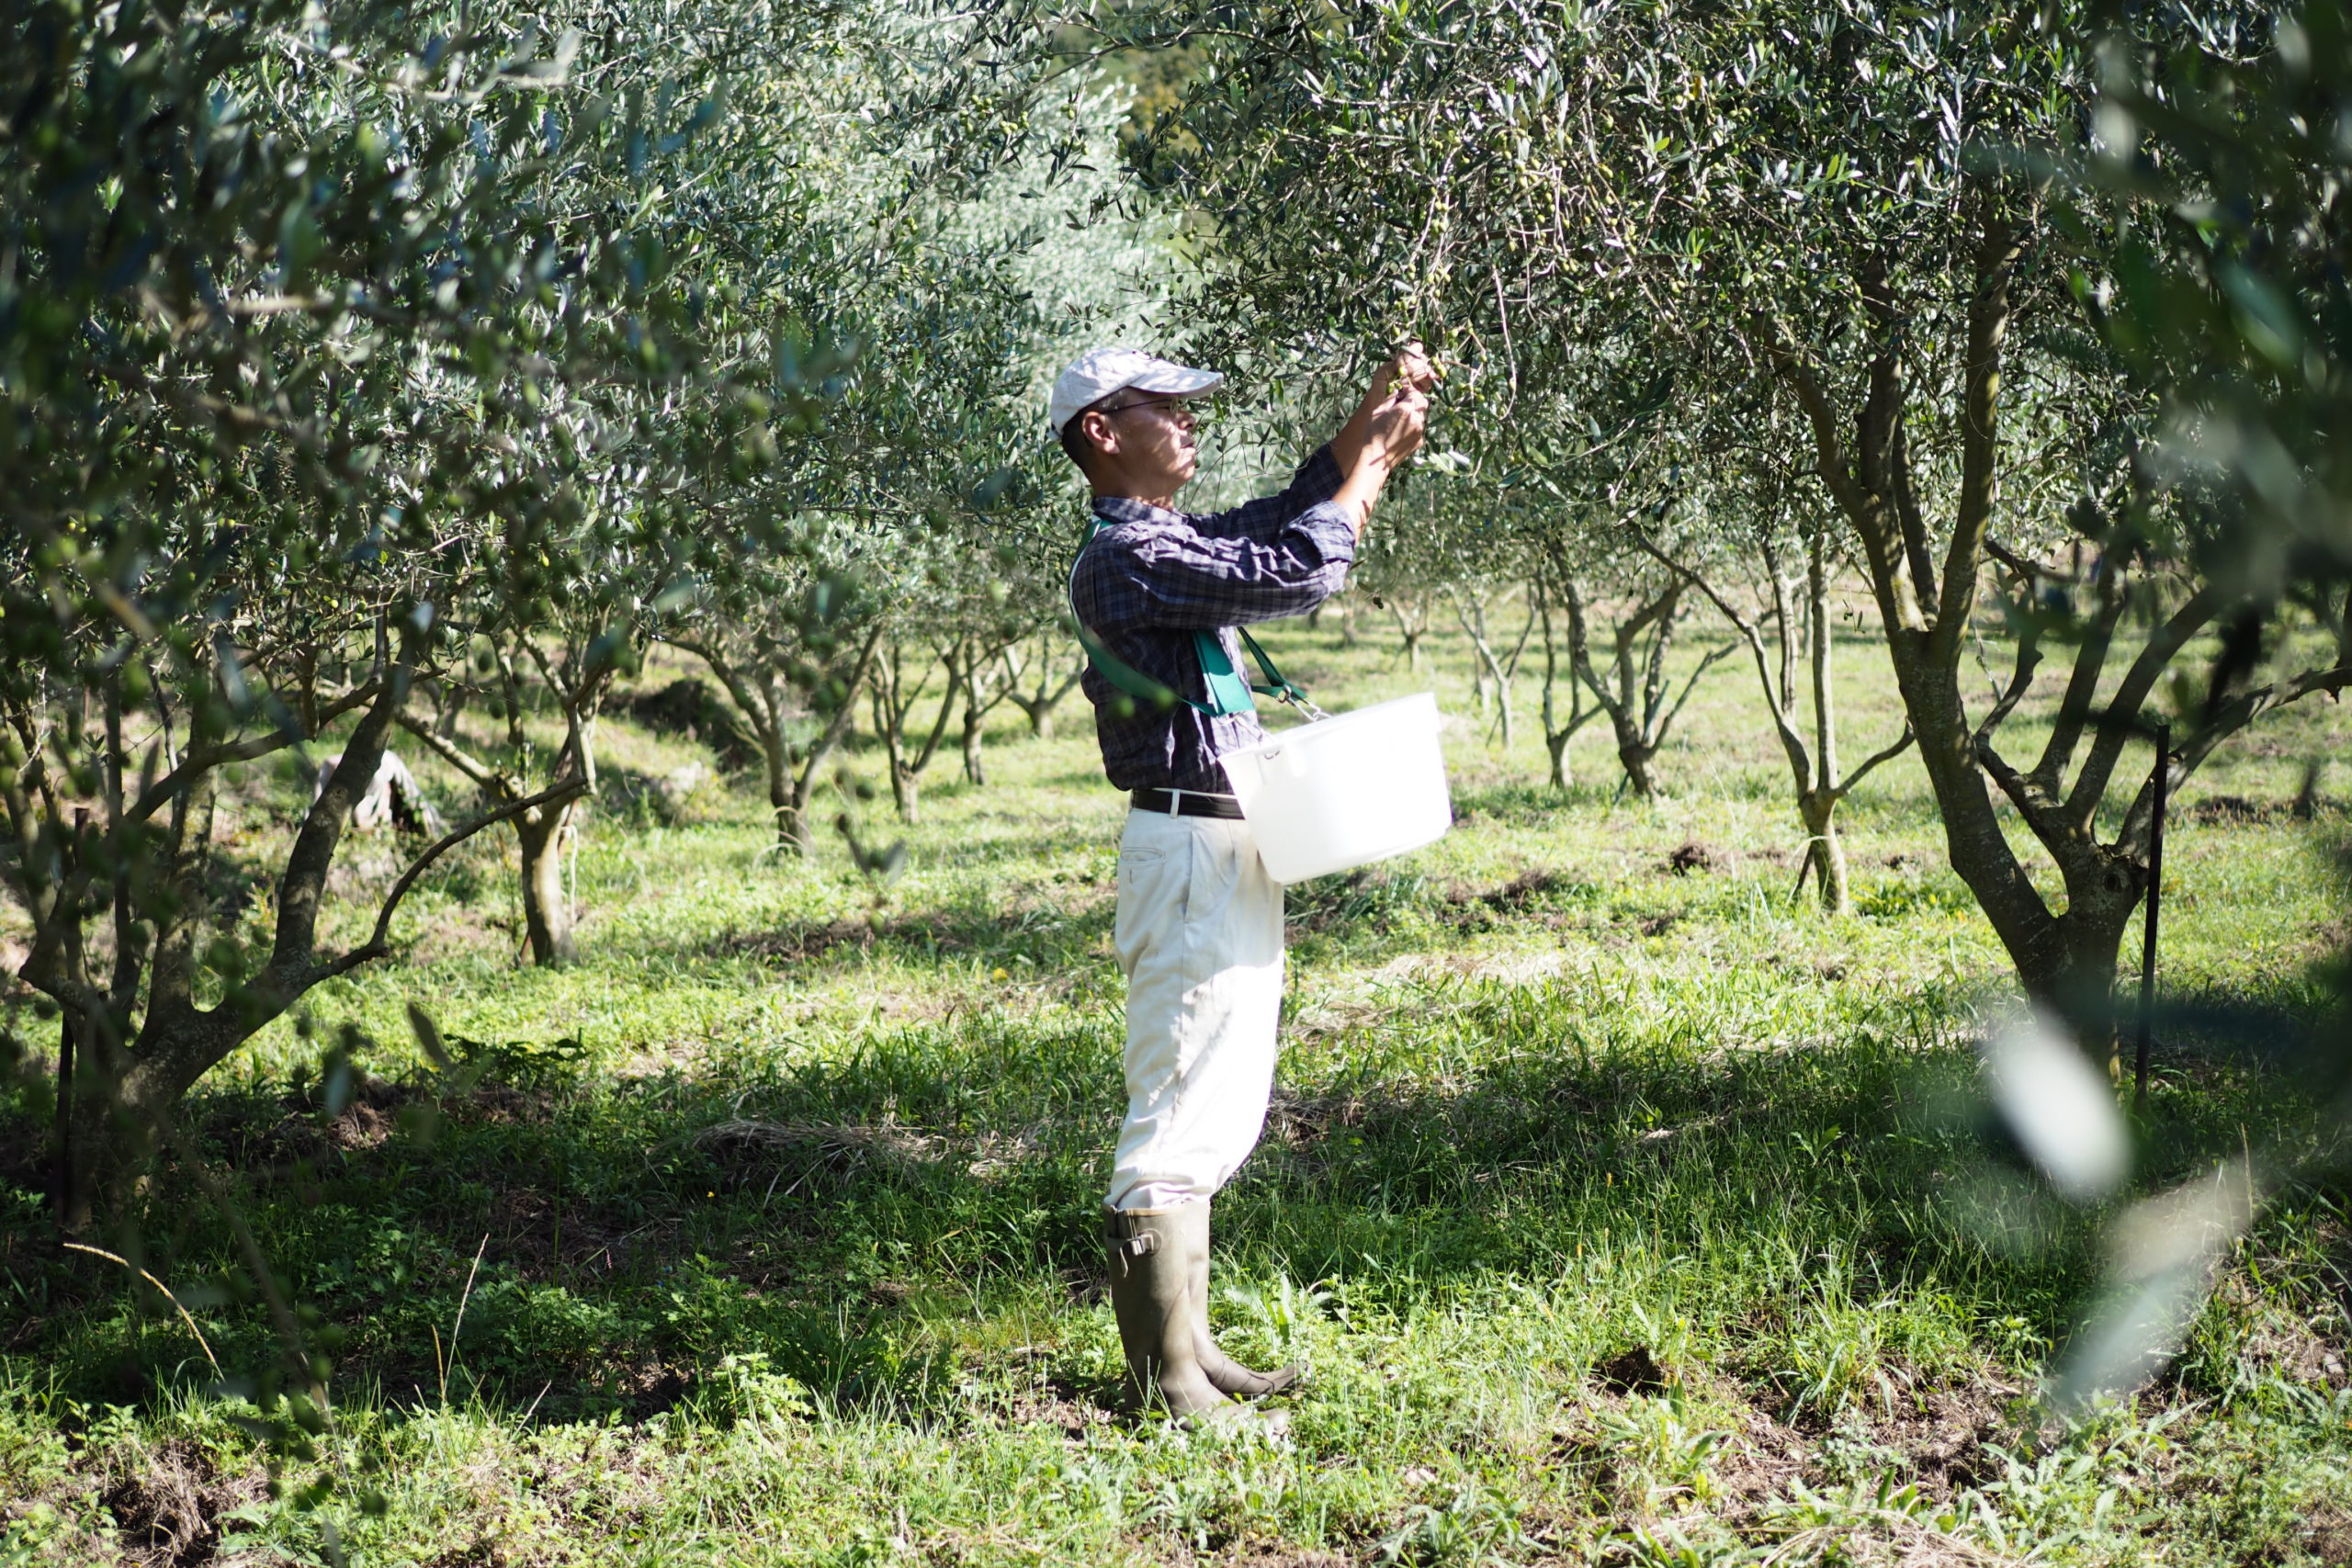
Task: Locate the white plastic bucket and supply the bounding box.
[1217,693,1453,884]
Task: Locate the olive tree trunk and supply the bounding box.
[1003,636,1085,739]
[1532,570,1601,790]
[1556,571,1733,799]
[953,637,1019,786]
[1769,219,2352,1060]
[677,626,879,855]
[1384,592,1432,671]
[869,636,957,826]
[1635,518,1913,914]
[514,802,574,964]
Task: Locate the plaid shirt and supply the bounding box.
[1071,445,1357,795]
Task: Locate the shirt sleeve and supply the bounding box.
[1075,505,1359,632]
[1189,445,1347,542]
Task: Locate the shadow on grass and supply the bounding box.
[681,857,1706,978]
[705,892,1115,974]
[6,975,2335,1434]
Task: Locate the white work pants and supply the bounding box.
[1106,807,1286,1211]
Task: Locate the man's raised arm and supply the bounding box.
[1195,345,1436,542]
[1330,344,1438,483]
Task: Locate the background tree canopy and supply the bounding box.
[1021,0,2352,1060]
[0,0,1119,1260]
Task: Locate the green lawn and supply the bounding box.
[4,604,2349,1567]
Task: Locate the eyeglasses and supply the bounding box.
[1098,394,1200,421]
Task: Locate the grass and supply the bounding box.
[2,597,2349,1567]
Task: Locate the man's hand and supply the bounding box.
[1335,342,1438,482]
[1360,379,1430,471]
[1368,342,1440,405]
[1331,346,1434,535]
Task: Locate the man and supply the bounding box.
[1056,344,1432,1421]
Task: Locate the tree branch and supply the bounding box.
[1975,622,2045,747]
[1655,642,1736,744]
[1933,214,2027,665]
[794,623,885,806]
[1853,262,1936,637]
[1974,733,2074,852]
[1754,333,1867,523]
[312,779,594,983]
[907,641,961,774]
[393,711,508,793]
[124,684,380,827]
[267,624,406,980]
[1633,532,1813,788]
[1558,573,1625,719]
[1759,325,1914,636]
[2028,566,2128,793]
[1830,724,1917,799]
[1635,597,1678,728]
[2063,584,2220,829]
[671,636,764,729]
[2116,660,2352,852]
[1888,412,1941,620]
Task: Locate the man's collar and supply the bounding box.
[1091,493,1185,527]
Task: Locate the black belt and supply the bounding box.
[1130,788,1246,819]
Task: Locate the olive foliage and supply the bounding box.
[1052,0,2352,1054]
[0,0,1091,1221]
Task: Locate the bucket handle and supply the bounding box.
[1270,687,1331,723]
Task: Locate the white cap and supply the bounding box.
[1047,346,1223,434]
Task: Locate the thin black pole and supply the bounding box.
[51,1014,74,1231]
[2134,725,2170,1115]
[52,806,87,1234]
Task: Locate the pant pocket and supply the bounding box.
[1114,829,1188,977]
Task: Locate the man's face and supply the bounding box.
[1080,391,1201,495]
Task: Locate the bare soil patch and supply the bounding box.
[2301,1498,2352,1566]
[1592,1344,1671,1395]
[1465,868,1572,911]
[721,915,963,964]
[993,1358,1124,1439]
[94,1437,264,1568]
[2180,793,2299,825]
[1666,840,1722,875]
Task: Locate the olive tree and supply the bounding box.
[1091,0,2351,1058]
[671,564,881,857]
[1624,392,1917,910]
[1544,517,1734,802]
[668,66,1173,832]
[1002,634,1090,739]
[1332,479,1452,673]
[1565,0,2345,1050]
[0,0,878,1221]
[390,620,633,965]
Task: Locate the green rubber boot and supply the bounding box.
[1104,1207,1231,1420]
[1189,1202,1300,1400]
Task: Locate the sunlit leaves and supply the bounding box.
[2064,1,2352,596]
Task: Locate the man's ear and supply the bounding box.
[1081,410,1119,457]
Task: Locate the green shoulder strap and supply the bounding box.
[1193,626,1257,716]
[1072,517,1312,718]
[1235,626,1310,709]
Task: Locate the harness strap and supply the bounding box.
[1236,626,1310,708]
